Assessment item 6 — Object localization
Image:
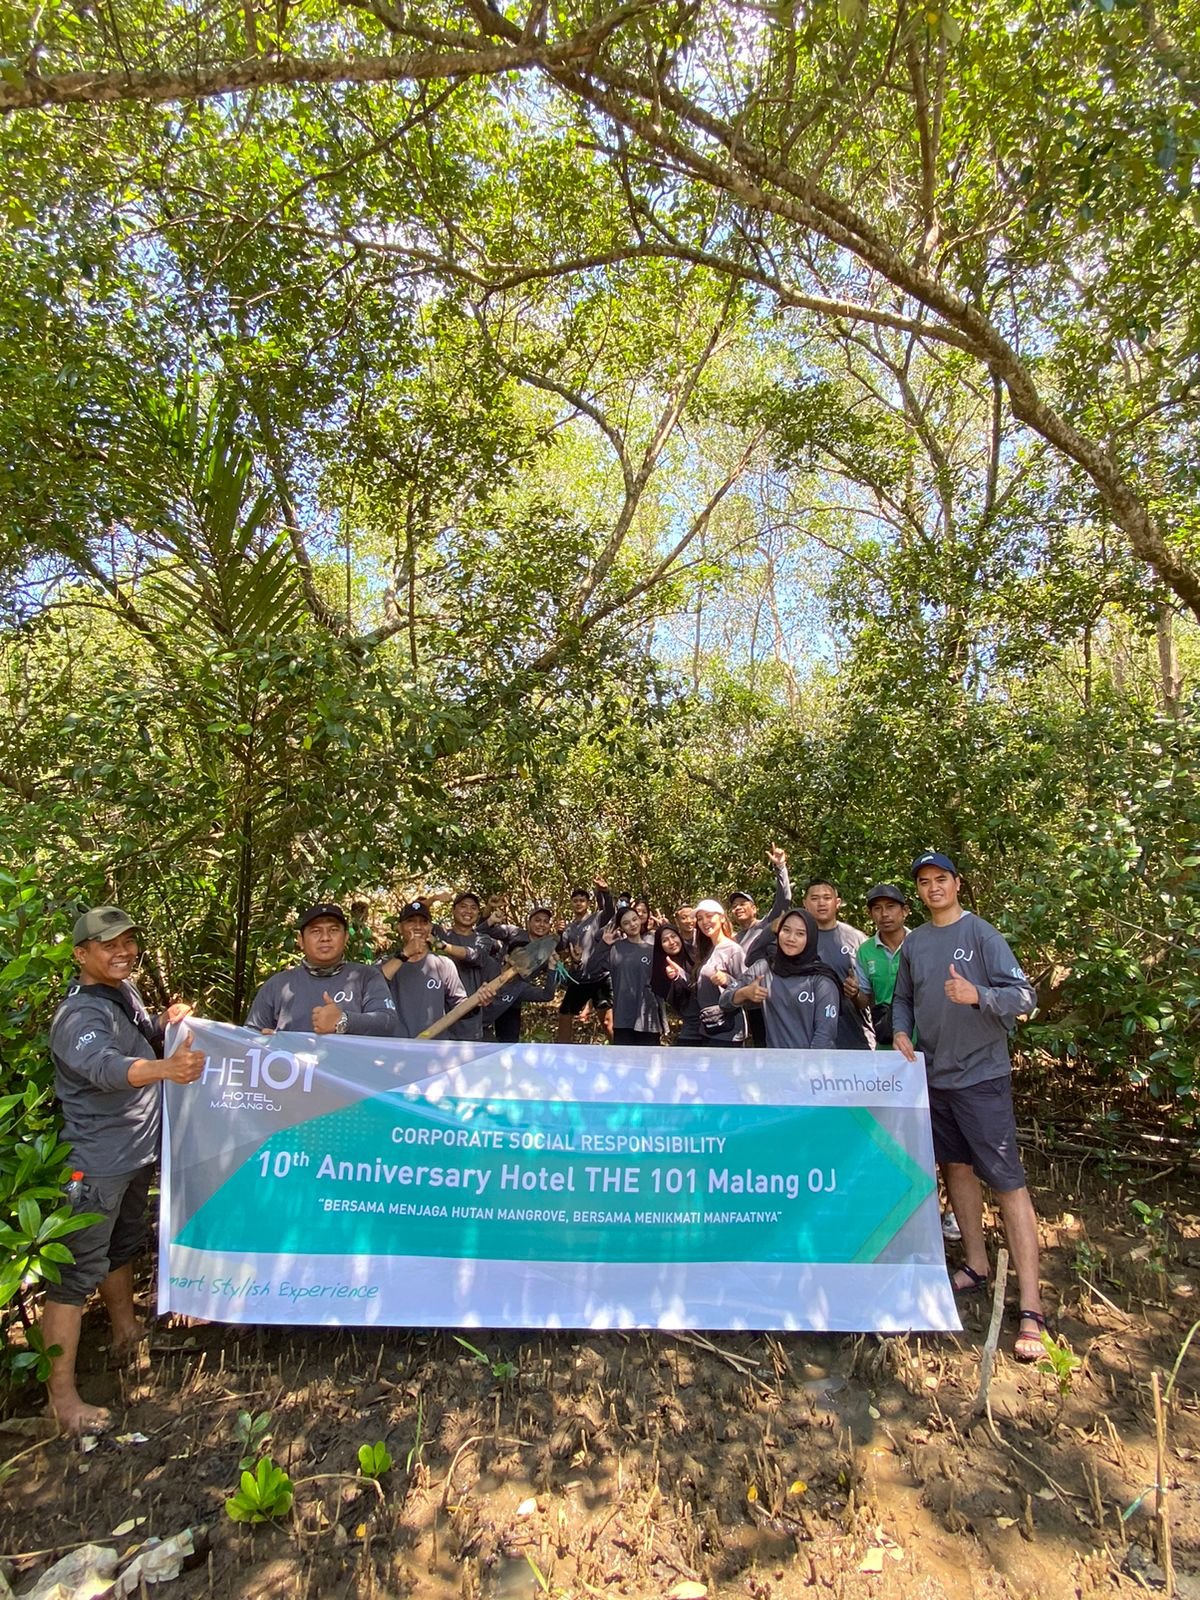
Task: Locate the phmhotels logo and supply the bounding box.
[810,1073,902,1096]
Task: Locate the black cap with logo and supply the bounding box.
[298,902,348,931]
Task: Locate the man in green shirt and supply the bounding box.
[854,883,910,1048]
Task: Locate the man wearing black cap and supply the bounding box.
[433,892,502,1042]
[892,852,1045,1362]
[858,881,959,1244]
[854,885,911,1048]
[245,903,397,1036]
[729,846,790,1046]
[380,900,468,1037]
[43,906,205,1435]
[729,844,791,956]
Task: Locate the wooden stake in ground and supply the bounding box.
[974,1246,1009,1417]
[1151,1370,1175,1599]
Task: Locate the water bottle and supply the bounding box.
[65,1171,84,1205]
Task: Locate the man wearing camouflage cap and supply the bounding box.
[42,906,205,1435]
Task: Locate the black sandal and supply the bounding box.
[1013,1309,1047,1362]
[950,1263,990,1296]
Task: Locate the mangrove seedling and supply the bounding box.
[357,1441,393,1480]
[225,1456,294,1523]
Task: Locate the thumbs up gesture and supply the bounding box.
[944,963,979,1007]
[312,990,345,1033]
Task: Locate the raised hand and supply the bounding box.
[162,1032,205,1083]
[312,991,345,1033]
[601,924,620,945]
[767,842,787,868]
[944,963,979,1006]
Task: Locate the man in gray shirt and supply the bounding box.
[433,892,502,1042]
[43,906,205,1435]
[380,900,468,1037]
[730,845,791,956]
[803,879,874,1050]
[245,902,396,1036]
[730,846,791,1046]
[555,879,615,1043]
[891,852,1044,1361]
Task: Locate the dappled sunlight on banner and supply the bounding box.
[159,1023,960,1334]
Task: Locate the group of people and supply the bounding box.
[39,846,1047,1437]
[242,848,909,1055]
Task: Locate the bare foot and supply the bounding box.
[109,1321,147,1362]
[46,1395,111,1437]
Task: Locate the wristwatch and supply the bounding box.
[334,1014,348,1034]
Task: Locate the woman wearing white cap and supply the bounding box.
[683,900,748,1047]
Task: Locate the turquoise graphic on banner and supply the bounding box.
[177,1094,932,1264]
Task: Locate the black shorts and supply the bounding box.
[613,1028,662,1046]
[46,1166,154,1306]
[558,977,612,1017]
[928,1078,1026,1192]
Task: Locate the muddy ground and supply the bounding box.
[1,1142,1197,1600]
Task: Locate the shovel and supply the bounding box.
[417,935,559,1039]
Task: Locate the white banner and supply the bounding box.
[159,1025,961,1334]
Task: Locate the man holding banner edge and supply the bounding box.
[43,906,205,1435]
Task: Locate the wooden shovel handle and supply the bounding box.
[417,962,518,1039]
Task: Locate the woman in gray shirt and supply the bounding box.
[585,906,666,1044]
[723,909,841,1049]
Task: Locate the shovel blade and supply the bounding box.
[508,935,558,977]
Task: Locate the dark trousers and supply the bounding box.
[492,1007,521,1043]
[613,1027,661,1046]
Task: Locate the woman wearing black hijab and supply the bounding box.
[722,908,841,1049]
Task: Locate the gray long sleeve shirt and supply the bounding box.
[385,953,468,1038]
[584,939,667,1034]
[723,960,840,1050]
[737,861,792,959]
[432,926,502,1041]
[560,887,615,977]
[49,981,165,1177]
[816,923,874,1050]
[482,966,558,1026]
[891,912,1035,1090]
[685,939,747,1046]
[245,961,397,1037]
